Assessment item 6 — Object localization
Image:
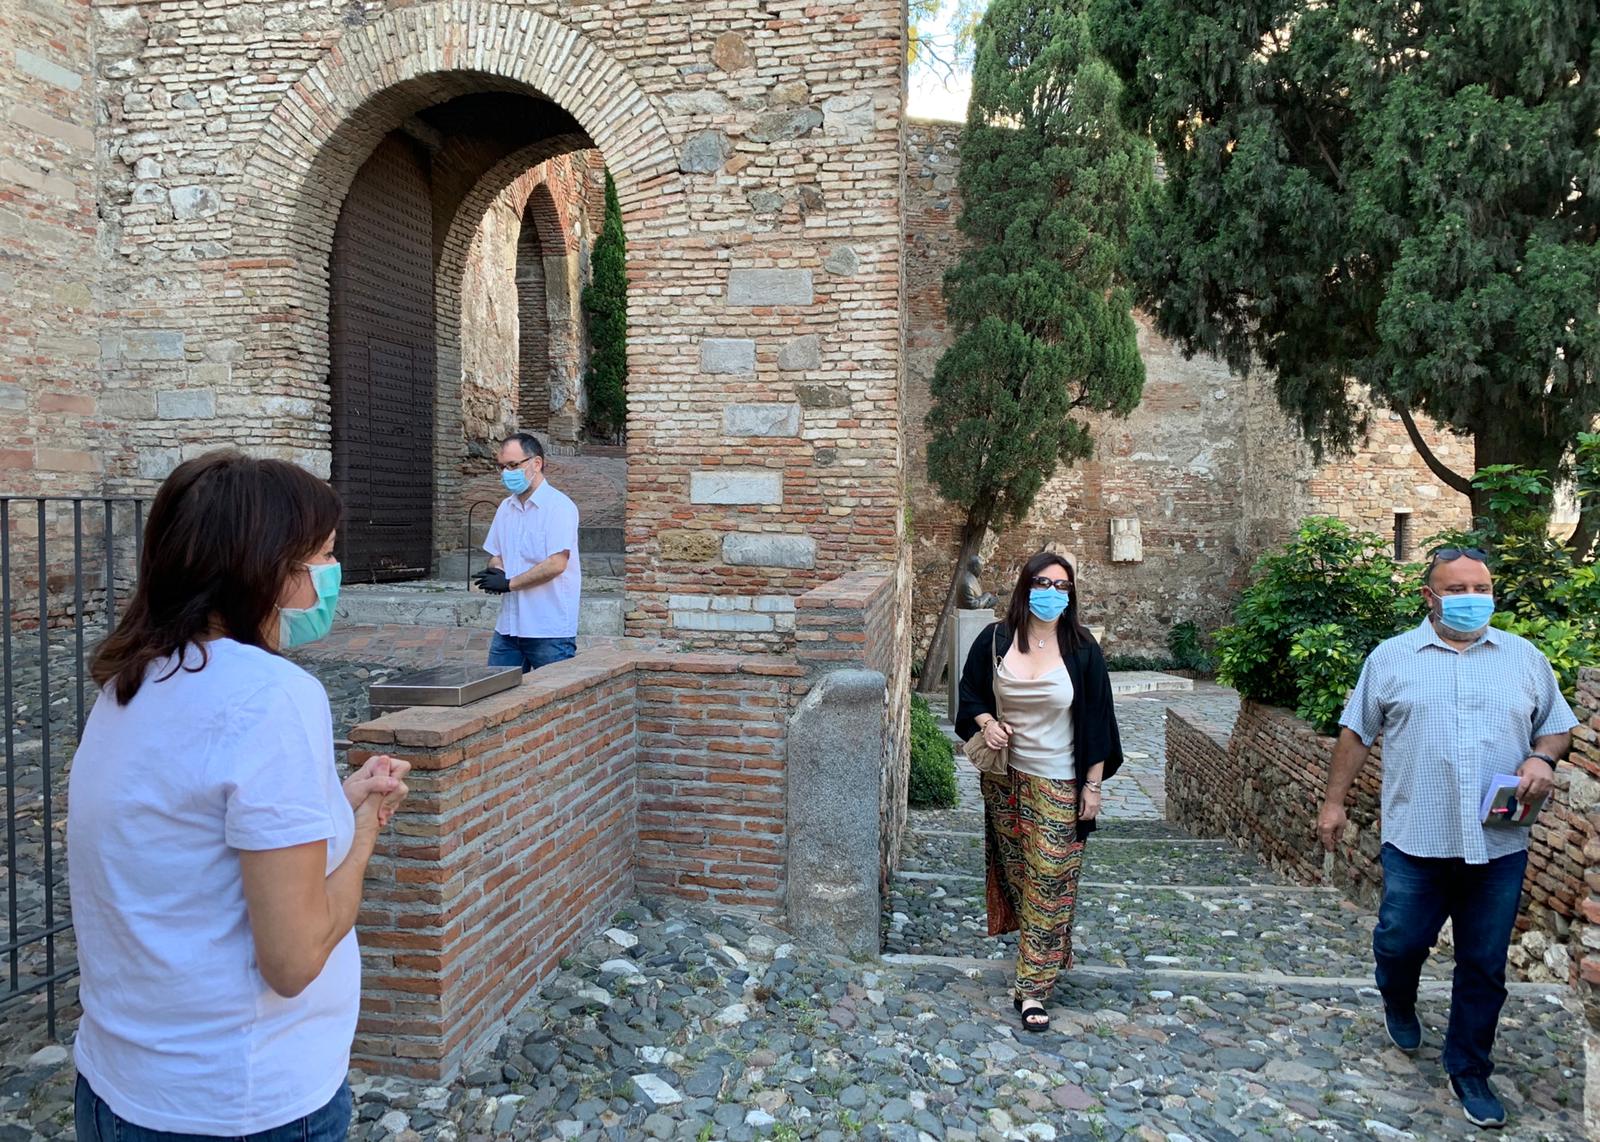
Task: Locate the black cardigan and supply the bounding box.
[954,622,1124,840]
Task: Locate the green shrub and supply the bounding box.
[907,694,958,810]
[582,172,628,440]
[1165,620,1215,674]
[1104,653,1180,672]
[1216,517,1419,733]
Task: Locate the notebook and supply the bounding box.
[1478,774,1548,828]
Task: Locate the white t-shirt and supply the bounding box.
[483,478,582,638]
[67,638,358,1134]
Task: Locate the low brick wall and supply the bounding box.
[1168,675,1600,985]
[346,646,801,1079]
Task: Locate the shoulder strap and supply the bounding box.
[992,626,1004,722]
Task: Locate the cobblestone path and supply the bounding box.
[0,686,1588,1140]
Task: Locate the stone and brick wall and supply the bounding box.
[347,645,802,1078]
[795,568,909,878]
[902,118,1474,661]
[41,0,908,656]
[1168,680,1600,984]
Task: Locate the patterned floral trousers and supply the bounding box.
[980,770,1086,1002]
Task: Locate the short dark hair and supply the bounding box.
[502,432,544,461]
[1004,550,1090,655]
[90,450,341,705]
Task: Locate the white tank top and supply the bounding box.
[995,660,1076,780]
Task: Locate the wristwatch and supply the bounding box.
[1527,750,1558,768]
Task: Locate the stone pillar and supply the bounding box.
[786,669,886,958]
[948,607,999,719]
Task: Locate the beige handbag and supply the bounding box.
[963,627,1010,776]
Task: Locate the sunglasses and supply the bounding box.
[1430,546,1489,563]
[1029,575,1072,592]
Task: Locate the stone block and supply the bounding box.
[679,129,731,174]
[822,94,877,140]
[672,610,775,633]
[797,383,849,409]
[778,335,821,371]
[728,269,814,307]
[157,389,215,420]
[747,107,823,143]
[722,403,800,437]
[823,246,860,276]
[787,669,886,958]
[169,185,221,221]
[15,49,82,91]
[689,470,783,505]
[712,31,754,71]
[723,533,816,569]
[120,329,185,360]
[99,390,156,419]
[0,384,27,411]
[700,338,756,375]
[665,92,732,116]
[137,447,181,480]
[949,608,1001,718]
[1110,518,1143,563]
[660,530,721,563]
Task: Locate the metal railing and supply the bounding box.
[1,495,147,1040]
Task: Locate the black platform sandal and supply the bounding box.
[1013,996,1050,1033]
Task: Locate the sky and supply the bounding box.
[907,5,973,122]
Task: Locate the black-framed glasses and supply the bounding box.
[1430,546,1489,563]
[498,455,538,472]
[1030,575,1072,592]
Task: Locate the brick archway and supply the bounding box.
[227,0,684,555]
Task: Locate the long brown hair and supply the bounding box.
[1004,550,1091,656]
[91,450,342,705]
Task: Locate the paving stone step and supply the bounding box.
[886,872,1430,981]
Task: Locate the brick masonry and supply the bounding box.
[902,120,1474,661]
[2,2,909,656]
[1166,679,1600,986]
[346,645,802,1079]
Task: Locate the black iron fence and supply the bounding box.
[1,495,147,1041]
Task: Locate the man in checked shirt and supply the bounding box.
[1316,545,1574,1131]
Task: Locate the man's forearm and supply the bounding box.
[1532,732,1571,762]
[509,552,569,591]
[1323,728,1372,807]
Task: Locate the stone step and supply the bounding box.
[884,871,1436,981]
[336,580,623,635]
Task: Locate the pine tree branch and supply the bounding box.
[1396,405,1474,496]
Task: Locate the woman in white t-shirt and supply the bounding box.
[67,450,410,1140]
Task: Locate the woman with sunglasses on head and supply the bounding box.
[68,450,410,1140]
[955,551,1123,1033]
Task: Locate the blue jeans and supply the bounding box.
[75,1075,350,1141]
[1373,843,1528,1078]
[488,632,576,674]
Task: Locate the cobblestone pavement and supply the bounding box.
[1,680,1588,1139]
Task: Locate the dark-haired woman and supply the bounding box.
[955,551,1123,1033]
[68,450,410,1140]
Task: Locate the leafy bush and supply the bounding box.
[907,694,959,810]
[1215,518,1419,733]
[1104,653,1180,673]
[1165,620,1215,674]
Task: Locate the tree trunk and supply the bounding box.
[1472,420,1564,523]
[916,512,987,696]
[1567,498,1600,561]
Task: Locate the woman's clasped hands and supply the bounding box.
[344,754,411,829]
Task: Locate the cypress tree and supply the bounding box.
[920,0,1155,688]
[583,171,628,441]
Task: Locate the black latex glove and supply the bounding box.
[473,567,511,594]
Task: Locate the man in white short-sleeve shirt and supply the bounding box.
[475,432,582,672]
[1316,545,1574,1129]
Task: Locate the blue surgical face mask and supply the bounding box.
[502,467,530,496]
[1028,587,1070,623]
[279,561,341,649]
[1437,592,1494,634]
